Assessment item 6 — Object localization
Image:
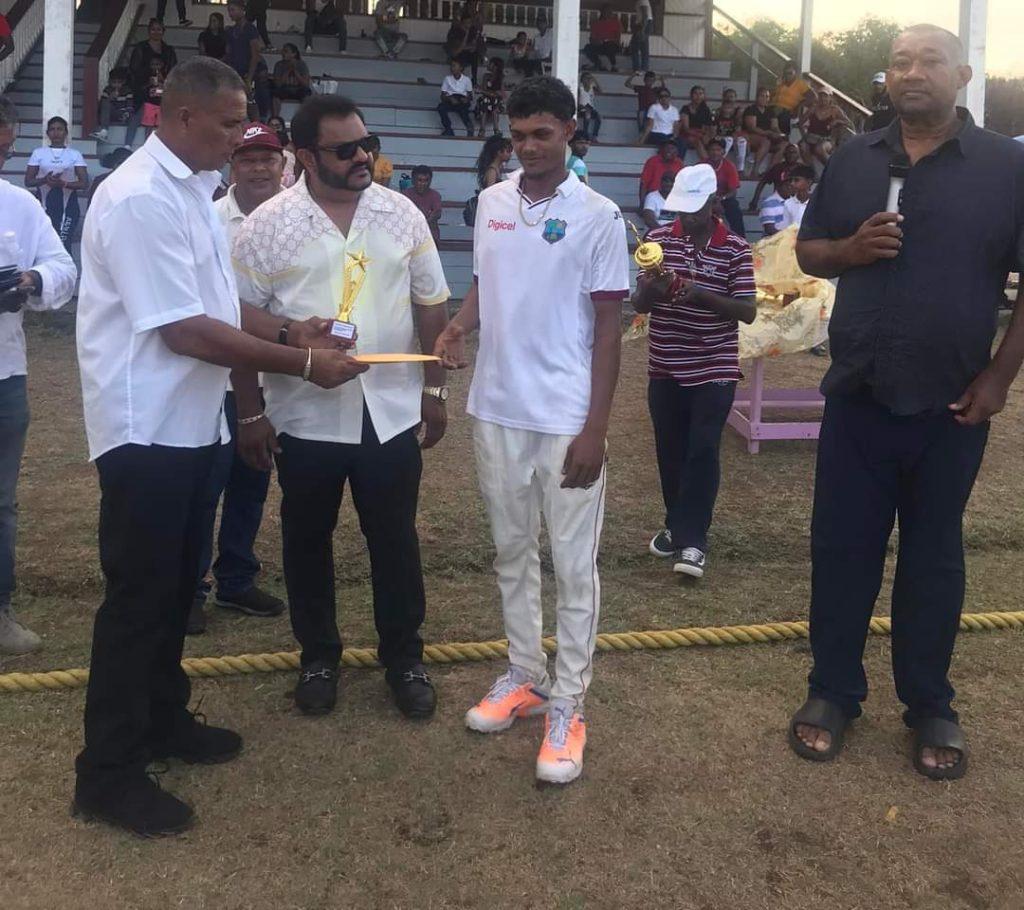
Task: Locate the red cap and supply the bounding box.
[233,122,283,155]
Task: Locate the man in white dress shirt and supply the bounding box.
[73,58,367,838]
[232,94,451,721]
[0,99,78,655]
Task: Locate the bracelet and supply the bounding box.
[301,347,313,382]
[277,319,292,345]
[236,413,265,426]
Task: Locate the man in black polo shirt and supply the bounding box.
[787,24,1024,780]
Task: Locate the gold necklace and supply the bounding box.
[517,184,557,227]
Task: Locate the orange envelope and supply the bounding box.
[350,353,442,364]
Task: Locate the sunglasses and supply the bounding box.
[315,135,379,161]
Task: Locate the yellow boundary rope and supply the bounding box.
[2,610,1023,695]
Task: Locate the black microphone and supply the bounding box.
[886,154,910,214]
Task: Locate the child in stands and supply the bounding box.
[141,57,166,135]
[91,68,134,142]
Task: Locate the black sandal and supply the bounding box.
[788,697,849,762]
[912,717,968,781]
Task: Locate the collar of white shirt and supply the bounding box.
[513,167,583,203]
[221,184,247,224]
[144,133,224,197]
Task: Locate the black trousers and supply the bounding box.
[583,40,618,69]
[438,99,473,134]
[275,418,425,674]
[721,196,747,239]
[648,378,736,552]
[808,392,989,725]
[156,0,187,23]
[76,443,216,786]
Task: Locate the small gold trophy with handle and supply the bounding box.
[623,220,668,341]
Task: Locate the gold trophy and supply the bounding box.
[331,250,370,342]
[623,220,668,341]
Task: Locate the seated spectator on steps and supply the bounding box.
[0,11,13,64]
[626,70,665,133]
[367,135,394,187]
[508,32,542,79]
[475,58,505,137]
[90,67,134,141]
[714,87,748,173]
[438,58,475,137]
[577,72,602,141]
[747,142,800,213]
[125,18,178,147]
[681,85,715,159]
[567,131,590,184]
[583,5,622,72]
[445,13,482,83]
[402,165,443,243]
[742,87,786,177]
[198,13,227,60]
[798,89,850,168]
[639,88,683,155]
[304,0,347,53]
[24,116,89,250]
[758,174,792,237]
[271,44,312,118]
[642,171,680,230]
[532,15,553,69]
[373,0,408,60]
[779,164,814,230]
[638,138,683,205]
[771,62,814,136]
[703,136,745,238]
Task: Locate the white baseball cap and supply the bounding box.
[872,71,886,84]
[664,164,718,214]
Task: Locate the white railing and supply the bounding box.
[0,0,45,94]
[98,2,141,92]
[342,0,637,31]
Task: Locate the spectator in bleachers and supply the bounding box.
[533,15,553,70]
[225,0,271,121]
[630,0,653,73]
[508,32,542,79]
[757,173,791,237]
[798,89,850,168]
[475,58,506,137]
[445,13,482,83]
[703,136,744,238]
[476,134,512,189]
[742,87,786,177]
[373,0,408,60]
[0,10,15,64]
[771,62,814,136]
[268,115,298,186]
[577,72,602,141]
[583,5,622,72]
[141,58,168,136]
[247,0,273,52]
[638,138,682,205]
[639,87,682,152]
[198,12,228,59]
[641,171,679,230]
[779,164,814,230]
[24,116,90,250]
[90,67,134,142]
[305,0,348,54]
[747,141,799,213]
[368,135,394,187]
[402,165,443,243]
[125,19,178,146]
[714,87,747,173]
[681,85,714,159]
[866,71,895,132]
[567,131,590,184]
[271,44,312,118]
[626,70,665,133]
[438,58,475,137]
[156,0,191,28]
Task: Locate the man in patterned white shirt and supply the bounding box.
[232,95,451,720]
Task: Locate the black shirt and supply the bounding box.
[866,91,896,132]
[684,101,713,129]
[128,40,177,104]
[742,103,776,132]
[799,109,1024,416]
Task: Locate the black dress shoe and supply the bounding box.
[387,665,436,719]
[151,711,243,765]
[73,773,194,838]
[295,661,339,715]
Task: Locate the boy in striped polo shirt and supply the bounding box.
[633,164,757,578]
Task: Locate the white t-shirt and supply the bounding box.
[77,136,238,460]
[533,29,552,60]
[578,84,595,109]
[642,190,677,226]
[781,195,809,230]
[646,103,680,135]
[469,169,630,435]
[0,179,77,380]
[441,73,473,97]
[27,145,87,205]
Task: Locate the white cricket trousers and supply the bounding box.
[473,419,606,707]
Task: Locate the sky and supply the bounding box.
[722,0,1023,77]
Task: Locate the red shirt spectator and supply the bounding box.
[704,156,740,197]
[590,15,621,43]
[0,13,13,64]
[639,146,683,203]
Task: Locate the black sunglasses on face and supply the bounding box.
[315,135,378,161]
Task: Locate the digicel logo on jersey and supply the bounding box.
[487,219,516,231]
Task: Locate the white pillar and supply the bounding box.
[798,0,813,74]
[958,0,987,125]
[42,0,75,136]
[553,0,581,105]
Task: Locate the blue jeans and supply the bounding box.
[0,376,29,610]
[630,20,652,73]
[195,391,270,601]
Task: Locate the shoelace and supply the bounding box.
[485,672,520,703]
[679,547,704,563]
[546,711,573,749]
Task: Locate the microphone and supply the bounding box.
[886,154,910,214]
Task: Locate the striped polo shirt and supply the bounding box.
[645,217,756,386]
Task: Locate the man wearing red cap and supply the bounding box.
[189,122,288,634]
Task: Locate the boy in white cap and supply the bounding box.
[634,164,757,578]
[867,71,895,131]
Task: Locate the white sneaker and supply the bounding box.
[90,128,108,141]
[648,529,673,557]
[673,547,706,578]
[0,608,42,654]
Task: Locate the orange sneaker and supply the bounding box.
[535,703,586,784]
[465,668,550,733]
